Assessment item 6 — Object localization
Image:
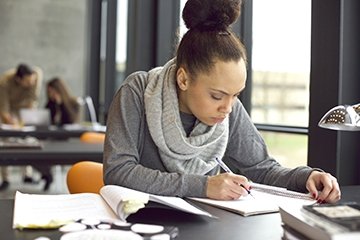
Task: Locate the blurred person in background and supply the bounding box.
[45,77,80,126]
[0,63,42,190]
[36,77,80,191]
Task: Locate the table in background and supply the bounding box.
[0,124,105,139]
[0,138,103,166]
[0,186,358,240]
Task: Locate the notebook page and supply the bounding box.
[190,183,316,216]
[13,191,118,229]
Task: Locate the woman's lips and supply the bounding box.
[212,117,225,123]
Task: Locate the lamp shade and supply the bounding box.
[318,103,360,131]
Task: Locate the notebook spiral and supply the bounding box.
[251,182,314,201]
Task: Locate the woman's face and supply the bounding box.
[47,86,61,103]
[177,59,247,126]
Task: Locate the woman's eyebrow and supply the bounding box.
[210,87,245,96]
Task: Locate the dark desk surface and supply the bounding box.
[0,124,105,139]
[0,185,358,240]
[0,138,103,166]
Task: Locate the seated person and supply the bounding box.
[45,77,80,126]
[103,0,340,203]
[37,77,80,191]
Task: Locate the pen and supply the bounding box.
[215,157,255,198]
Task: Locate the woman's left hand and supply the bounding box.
[306,171,341,203]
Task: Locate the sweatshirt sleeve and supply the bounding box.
[223,100,314,193]
[103,73,208,197]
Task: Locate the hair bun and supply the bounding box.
[182,0,242,31]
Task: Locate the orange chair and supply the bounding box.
[66,161,104,194]
[80,132,105,144]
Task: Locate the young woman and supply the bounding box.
[39,77,80,191]
[45,77,80,126]
[104,0,340,203]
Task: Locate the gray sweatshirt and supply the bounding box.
[103,71,314,197]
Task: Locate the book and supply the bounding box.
[190,182,316,217]
[279,202,360,240]
[282,223,311,240]
[13,185,213,229]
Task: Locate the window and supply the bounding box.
[179,0,187,37]
[116,0,128,89]
[251,0,311,166]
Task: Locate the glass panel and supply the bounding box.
[115,0,128,89]
[179,0,187,37]
[251,0,311,127]
[259,131,308,167]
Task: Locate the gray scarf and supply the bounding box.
[144,59,229,174]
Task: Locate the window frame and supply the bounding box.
[237,0,360,185]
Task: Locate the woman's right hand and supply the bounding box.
[206,173,250,200]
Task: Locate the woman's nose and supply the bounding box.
[220,99,233,114]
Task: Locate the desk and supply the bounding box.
[0,138,103,166]
[0,186,358,240]
[0,124,105,139]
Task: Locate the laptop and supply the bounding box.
[19,108,51,127]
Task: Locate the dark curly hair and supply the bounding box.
[176,0,246,77]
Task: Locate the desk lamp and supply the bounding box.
[318,102,360,131]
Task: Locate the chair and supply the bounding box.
[66,161,104,194]
[77,95,98,124]
[80,132,105,144]
[66,132,105,194]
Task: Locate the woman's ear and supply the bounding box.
[176,67,189,91]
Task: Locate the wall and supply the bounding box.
[0,0,88,106]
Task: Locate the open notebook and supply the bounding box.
[13,185,213,229]
[190,182,316,217]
